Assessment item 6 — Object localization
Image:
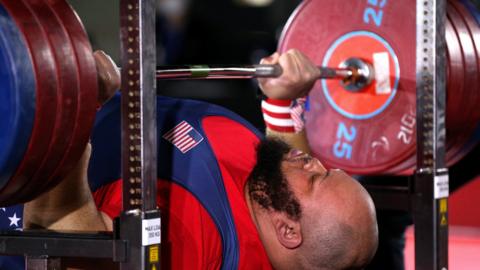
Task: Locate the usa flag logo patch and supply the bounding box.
[163,121,204,153]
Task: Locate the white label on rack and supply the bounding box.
[373,52,391,95]
[142,218,161,246]
[434,174,449,199]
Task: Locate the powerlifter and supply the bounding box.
[23,49,378,270]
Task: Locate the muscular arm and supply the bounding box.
[23,143,112,231]
[23,143,116,270]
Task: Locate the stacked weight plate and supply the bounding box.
[0,0,97,205]
[279,0,480,175]
[447,0,480,165]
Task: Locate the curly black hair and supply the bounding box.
[247,138,302,221]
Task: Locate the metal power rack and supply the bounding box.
[0,0,449,269]
[366,0,449,269]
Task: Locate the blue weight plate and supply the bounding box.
[461,0,480,25]
[0,5,35,189]
[0,0,59,205]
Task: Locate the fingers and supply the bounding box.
[258,52,280,90]
[94,50,121,105]
[281,49,321,87]
[260,52,280,65]
[278,50,302,79]
[258,49,319,99]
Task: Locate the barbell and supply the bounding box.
[0,0,478,205]
[155,57,374,91]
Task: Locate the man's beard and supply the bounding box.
[247,138,302,220]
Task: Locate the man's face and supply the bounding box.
[249,139,378,267]
[281,149,329,200]
[281,149,378,267]
[280,149,357,208]
[248,139,363,220]
[248,138,375,225]
[281,148,375,229]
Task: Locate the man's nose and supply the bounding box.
[304,157,327,172]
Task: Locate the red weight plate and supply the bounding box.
[0,0,58,204]
[443,8,470,166]
[453,0,480,111]
[455,1,480,120]
[24,0,98,201]
[279,0,417,174]
[445,2,479,166]
[445,14,465,134]
[7,0,80,205]
[378,2,480,175]
[385,16,468,175]
[445,16,466,134]
[447,0,480,165]
[445,15,466,162]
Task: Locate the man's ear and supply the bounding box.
[271,213,302,249]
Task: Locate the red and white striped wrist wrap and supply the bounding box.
[261,98,306,133]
